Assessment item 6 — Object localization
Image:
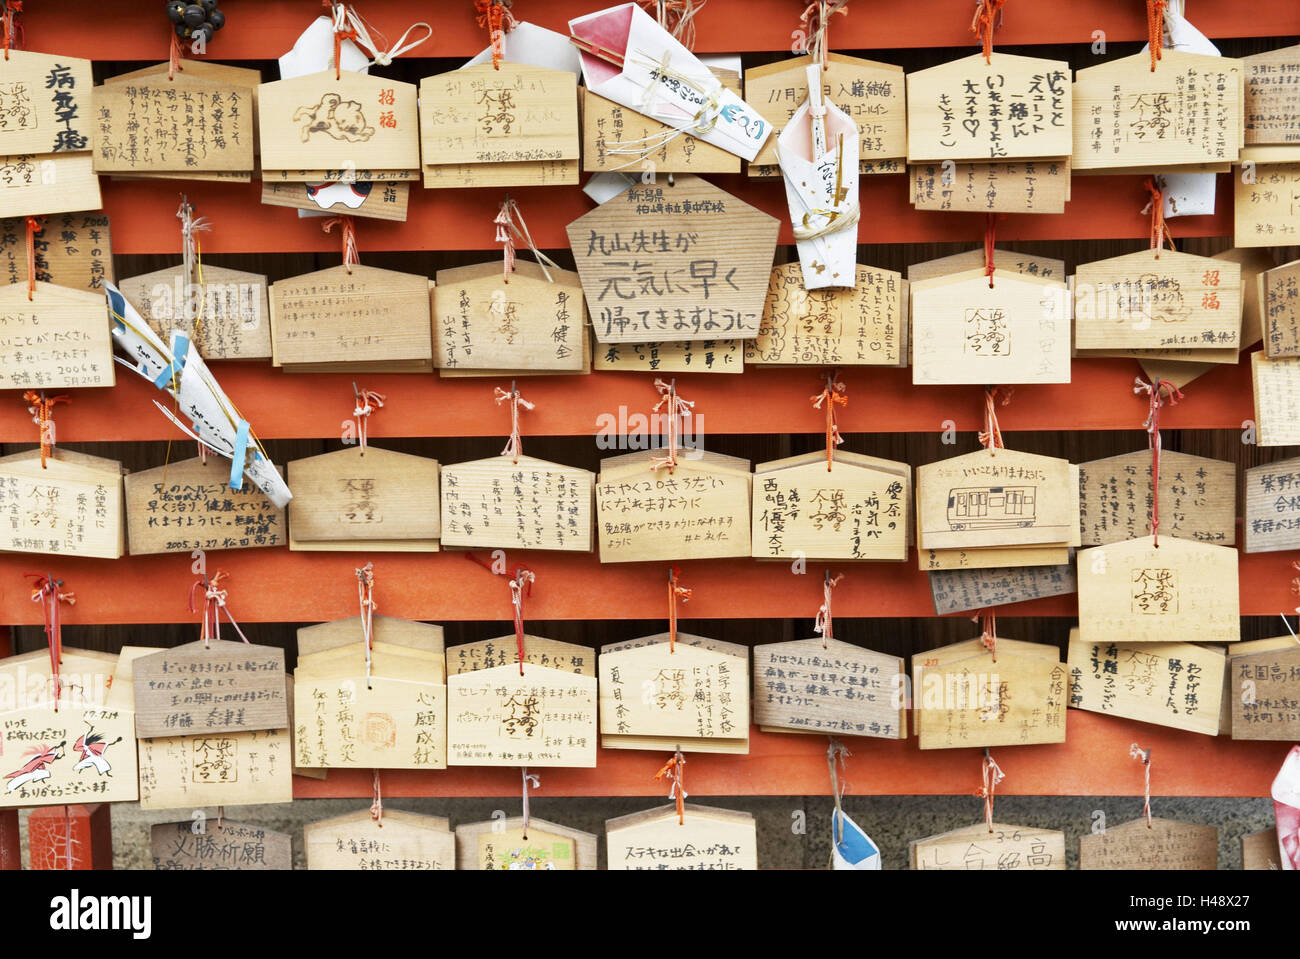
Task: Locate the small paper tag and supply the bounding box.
[280,16,369,80]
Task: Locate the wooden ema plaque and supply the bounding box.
[1237,163,1300,248]
[917,448,1074,551]
[433,260,585,371]
[1244,455,1300,552]
[921,544,1070,572]
[261,178,409,222]
[0,280,114,390]
[752,637,905,739]
[0,213,113,293]
[599,632,749,754]
[746,53,905,177]
[567,174,780,343]
[1072,50,1242,170]
[930,560,1076,615]
[125,455,285,555]
[258,71,419,179]
[1066,629,1224,736]
[1078,449,1236,548]
[1231,643,1300,741]
[1252,351,1300,446]
[0,447,124,559]
[911,822,1065,870]
[912,637,1068,750]
[1074,249,1241,352]
[1076,535,1240,645]
[747,261,905,367]
[606,803,757,870]
[304,809,454,870]
[151,819,293,871]
[1079,817,1217,870]
[132,639,288,739]
[286,445,440,552]
[594,337,744,374]
[909,248,1065,285]
[440,453,593,552]
[597,450,751,562]
[911,269,1070,385]
[0,152,100,220]
[753,451,909,561]
[299,614,444,659]
[270,264,432,372]
[910,158,1070,214]
[455,816,597,870]
[0,51,92,157]
[420,62,579,188]
[1243,43,1300,147]
[585,66,740,175]
[138,727,294,810]
[1242,827,1282,870]
[1262,257,1300,357]
[118,264,272,361]
[906,53,1071,163]
[446,635,594,678]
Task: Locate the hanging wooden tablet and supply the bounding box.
[0,281,114,389]
[1066,629,1223,736]
[1244,456,1300,552]
[746,261,905,367]
[597,449,751,562]
[0,153,100,219]
[440,454,593,553]
[921,544,1070,572]
[1078,449,1235,547]
[1242,43,1300,157]
[125,455,286,555]
[0,446,125,559]
[269,264,433,372]
[1262,257,1300,357]
[753,451,910,561]
[594,337,744,374]
[567,174,780,343]
[455,816,597,870]
[906,53,1071,163]
[1237,164,1300,248]
[930,560,1076,615]
[1079,817,1217,870]
[0,647,138,809]
[910,158,1070,213]
[746,53,905,177]
[1072,50,1242,170]
[419,62,579,188]
[1217,635,1294,735]
[752,637,905,739]
[1242,827,1282,869]
[286,446,440,552]
[446,635,595,678]
[599,633,749,754]
[911,822,1066,870]
[117,264,272,361]
[911,269,1070,385]
[912,637,1068,749]
[261,178,410,221]
[300,614,444,659]
[433,260,585,372]
[304,808,455,870]
[258,71,419,180]
[151,819,293,871]
[1231,642,1300,741]
[606,803,758,870]
[908,248,1066,285]
[0,213,113,293]
[1076,535,1240,645]
[1252,352,1300,446]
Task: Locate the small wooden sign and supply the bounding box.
[0,280,114,390]
[1078,449,1236,547]
[304,808,454,870]
[446,635,594,677]
[594,337,744,374]
[0,212,112,293]
[567,174,779,343]
[299,614,444,660]
[753,451,910,561]
[911,269,1070,385]
[261,178,409,221]
[420,63,579,187]
[433,260,585,371]
[921,544,1070,572]
[138,727,294,810]
[1243,44,1300,146]
[908,248,1066,285]
[133,639,288,739]
[1079,817,1217,870]
[1073,50,1242,170]
[125,455,285,555]
[287,446,440,551]
[1262,257,1300,357]
[1231,644,1300,741]
[1066,629,1224,736]
[911,158,1070,213]
[118,264,272,361]
[606,803,758,870]
[151,819,292,870]
[0,447,124,559]
[258,71,420,178]
[1237,162,1300,247]
[747,262,905,366]
[1076,535,1240,645]
[0,152,101,219]
[446,661,597,767]
[1252,351,1300,446]
[597,450,751,562]
[1244,455,1300,552]
[911,822,1066,870]
[1241,827,1282,870]
[752,637,905,739]
[456,817,597,870]
[270,264,432,371]
[907,53,1071,162]
[930,560,1076,615]
[440,453,593,552]
[0,51,92,156]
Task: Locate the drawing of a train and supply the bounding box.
[946,486,1036,530]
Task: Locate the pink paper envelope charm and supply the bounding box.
[1273,744,1300,870]
[569,3,771,162]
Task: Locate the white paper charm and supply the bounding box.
[830,810,881,869]
[279,16,370,80]
[463,20,583,77]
